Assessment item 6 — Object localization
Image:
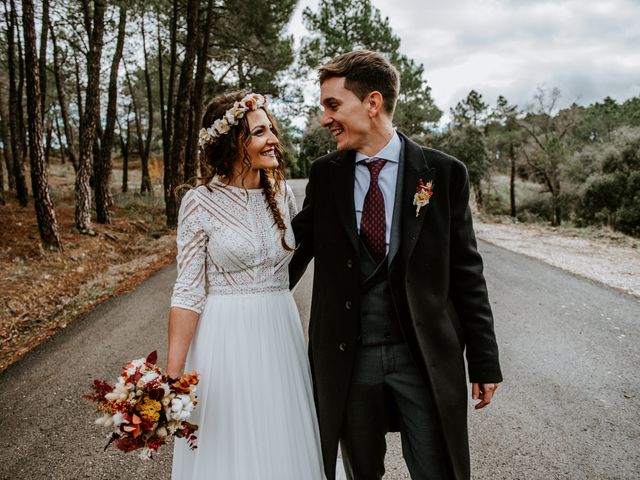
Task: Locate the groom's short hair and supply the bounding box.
[319,50,400,117]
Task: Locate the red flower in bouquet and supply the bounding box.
[85,351,199,459]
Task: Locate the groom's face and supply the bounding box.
[320,77,371,152]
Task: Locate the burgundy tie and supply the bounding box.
[359,158,387,263]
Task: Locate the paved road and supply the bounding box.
[1,181,638,479]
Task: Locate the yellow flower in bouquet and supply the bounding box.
[136,396,162,423]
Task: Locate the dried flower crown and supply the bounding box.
[198,93,268,149]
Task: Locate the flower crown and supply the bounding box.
[198,93,268,149]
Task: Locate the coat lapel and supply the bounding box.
[329,150,359,253]
[397,132,435,268]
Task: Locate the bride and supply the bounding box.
[166,91,324,479]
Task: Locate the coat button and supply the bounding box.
[339,342,347,351]
[346,259,353,268]
[345,300,352,310]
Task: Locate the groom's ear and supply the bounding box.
[366,91,385,118]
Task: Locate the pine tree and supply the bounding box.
[300,0,441,137]
[22,0,62,250]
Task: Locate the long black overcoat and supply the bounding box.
[289,132,503,480]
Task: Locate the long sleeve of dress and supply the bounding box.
[171,189,208,314]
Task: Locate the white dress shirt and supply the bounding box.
[354,131,401,253]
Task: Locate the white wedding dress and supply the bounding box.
[170,179,325,480]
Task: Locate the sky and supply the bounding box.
[287,0,640,120]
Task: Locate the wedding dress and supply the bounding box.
[170,178,324,480]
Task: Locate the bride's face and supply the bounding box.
[242,109,280,172]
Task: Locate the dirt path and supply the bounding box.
[475,220,640,298]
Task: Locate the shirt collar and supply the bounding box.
[355,130,401,164]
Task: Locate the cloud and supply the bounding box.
[289,0,640,118]
[372,0,640,114]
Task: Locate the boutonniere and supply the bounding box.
[413,178,433,217]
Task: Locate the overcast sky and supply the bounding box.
[287,0,640,118]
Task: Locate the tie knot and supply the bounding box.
[361,158,387,182]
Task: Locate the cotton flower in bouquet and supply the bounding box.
[85,351,199,459]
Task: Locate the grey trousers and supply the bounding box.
[340,342,451,480]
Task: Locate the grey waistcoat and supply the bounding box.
[359,241,403,345]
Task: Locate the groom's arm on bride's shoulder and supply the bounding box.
[447,158,503,390]
[289,161,319,289]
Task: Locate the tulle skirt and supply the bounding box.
[171,290,325,480]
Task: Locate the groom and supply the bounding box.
[289,50,502,480]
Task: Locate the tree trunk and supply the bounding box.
[552,181,562,226]
[75,0,106,234]
[73,51,84,130]
[186,0,214,185]
[509,142,516,218]
[167,0,199,227]
[0,81,16,191]
[121,132,129,193]
[95,5,127,224]
[164,0,179,224]
[156,9,168,169]
[0,113,5,204]
[117,108,131,193]
[44,119,53,164]
[50,25,78,171]
[16,13,28,171]
[39,0,50,122]
[123,61,148,195]
[0,145,4,204]
[54,112,66,164]
[22,0,62,250]
[80,0,92,38]
[156,9,168,187]
[140,18,153,195]
[5,0,28,205]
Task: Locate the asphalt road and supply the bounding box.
[0,180,638,479]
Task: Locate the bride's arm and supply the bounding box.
[166,188,208,377]
[167,307,199,378]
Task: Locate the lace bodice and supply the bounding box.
[170,179,298,313]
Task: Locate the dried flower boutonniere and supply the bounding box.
[413,178,433,217]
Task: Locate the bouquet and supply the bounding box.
[85,350,199,459]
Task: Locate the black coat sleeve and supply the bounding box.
[449,161,503,383]
[289,162,318,289]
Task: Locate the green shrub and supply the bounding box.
[576,139,640,236]
[516,193,554,223]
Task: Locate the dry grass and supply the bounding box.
[0,157,176,373]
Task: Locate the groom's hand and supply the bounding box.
[472,382,499,409]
